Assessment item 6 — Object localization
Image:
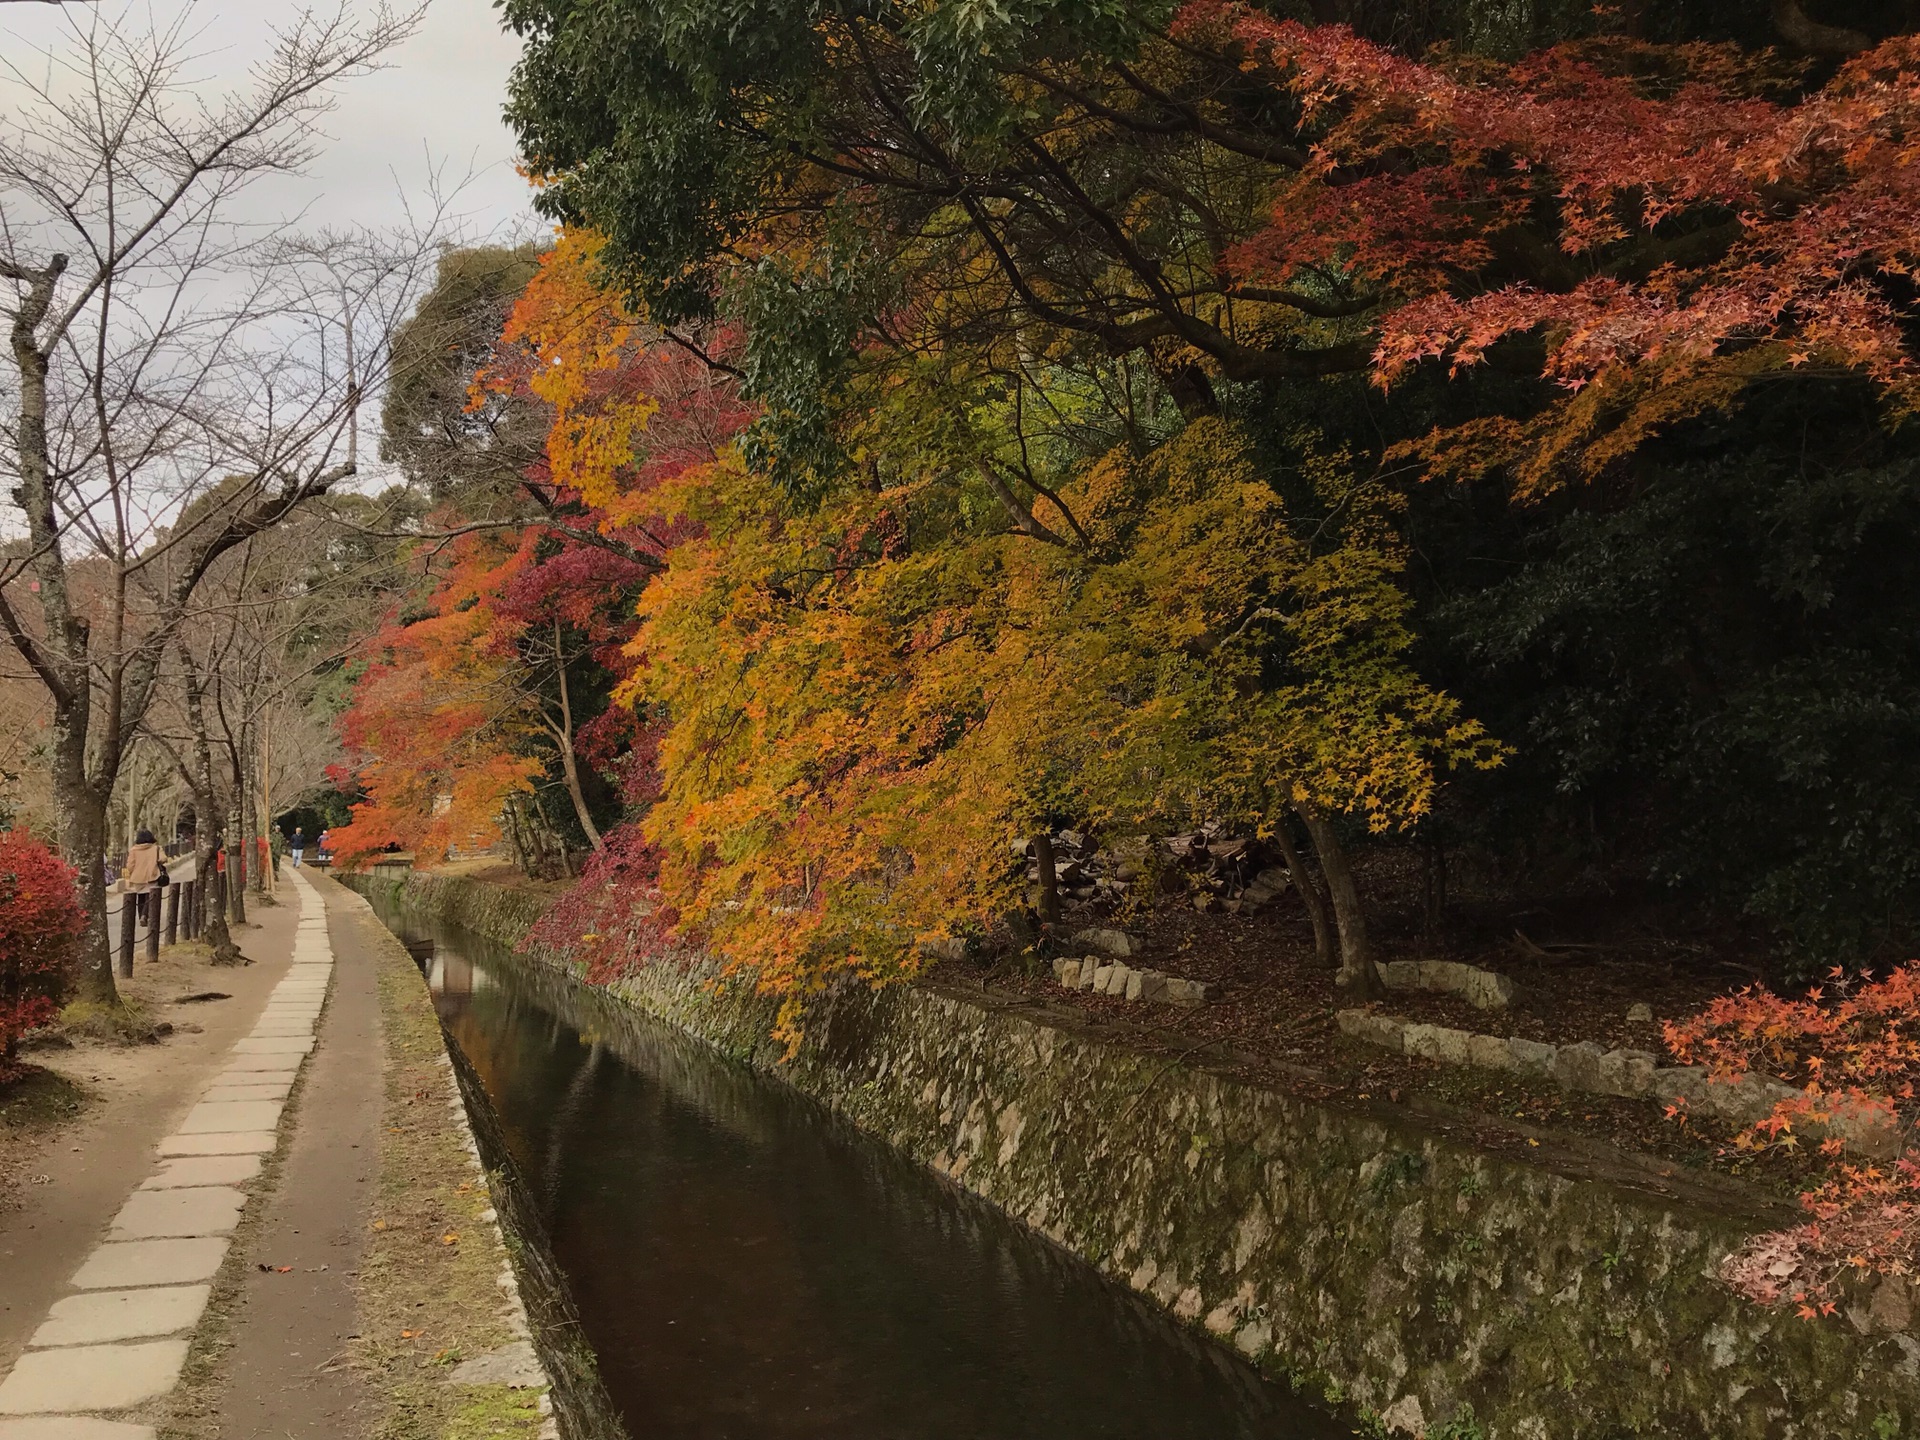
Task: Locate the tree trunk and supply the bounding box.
[1296,804,1382,998]
[225,782,248,927]
[1031,831,1062,925]
[549,625,604,850]
[1271,816,1337,969]
[181,655,240,964]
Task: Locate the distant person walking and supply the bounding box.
[124,828,164,925]
[290,827,306,867]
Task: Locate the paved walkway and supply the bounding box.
[0,870,334,1439]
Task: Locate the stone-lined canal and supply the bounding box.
[366,898,1351,1440]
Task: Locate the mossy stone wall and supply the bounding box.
[348,871,1918,1439]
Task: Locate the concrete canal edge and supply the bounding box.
[343,871,1920,1439]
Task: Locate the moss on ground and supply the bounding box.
[355,909,548,1440]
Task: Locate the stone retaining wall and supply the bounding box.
[345,870,1918,1440]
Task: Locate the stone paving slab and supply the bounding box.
[231,1037,313,1055]
[29,1287,210,1348]
[70,1239,227,1289]
[141,1154,261,1189]
[110,1187,245,1239]
[220,1053,305,1073]
[0,1341,189,1414]
[199,1084,291,1105]
[176,1101,284,1134]
[155,1131,277,1157]
[247,1025,315,1038]
[0,1417,158,1439]
[211,1072,297,1092]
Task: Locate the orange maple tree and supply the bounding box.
[331,230,747,870]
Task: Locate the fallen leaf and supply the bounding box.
[401,1329,420,1339]
[440,1232,459,1246]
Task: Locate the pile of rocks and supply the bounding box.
[1016,824,1296,916]
[1052,955,1211,1007]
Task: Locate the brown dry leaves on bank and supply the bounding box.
[356,911,548,1440]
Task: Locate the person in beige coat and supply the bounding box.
[123,828,165,925]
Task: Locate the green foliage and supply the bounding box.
[1427,387,1920,971]
[381,244,544,503]
[1428,1405,1488,1440]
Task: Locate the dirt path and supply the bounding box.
[0,893,299,1374]
[207,874,383,1438]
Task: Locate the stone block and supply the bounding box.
[1091,966,1113,993]
[177,1100,282,1134]
[1509,1038,1558,1076]
[220,1054,303,1073]
[1124,970,1144,1001]
[0,1340,189,1414]
[1165,978,1210,1006]
[1402,1024,1470,1065]
[1074,928,1137,958]
[199,1083,291,1105]
[1377,961,1419,990]
[1335,1010,1405,1051]
[1053,958,1079,987]
[0,1419,158,1440]
[71,1239,227,1289]
[29,1285,210,1347]
[1466,1033,1518,1072]
[1594,1048,1657,1098]
[156,1131,276,1157]
[231,1037,312,1055]
[111,1186,245,1239]
[1550,1041,1607,1092]
[448,1340,546,1388]
[142,1154,261,1189]
[1627,1002,1654,1023]
[1104,963,1132,996]
[1461,968,1519,1011]
[1137,971,1168,1003]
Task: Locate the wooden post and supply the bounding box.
[144,886,160,964]
[118,892,135,979]
[183,878,197,940]
[164,883,179,947]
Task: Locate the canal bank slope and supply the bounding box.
[344,870,1918,1440]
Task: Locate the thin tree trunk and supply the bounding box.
[1272,816,1337,969]
[1031,831,1062,925]
[548,624,604,850]
[181,654,240,964]
[1296,804,1382,998]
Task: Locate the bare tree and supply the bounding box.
[0,4,431,1002]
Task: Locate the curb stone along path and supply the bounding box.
[322,881,561,1440]
[0,871,331,1440]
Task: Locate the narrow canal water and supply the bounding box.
[366,899,1352,1440]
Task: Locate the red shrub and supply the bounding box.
[0,830,84,1079]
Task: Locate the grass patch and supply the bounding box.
[355,909,548,1440]
[57,995,164,1045]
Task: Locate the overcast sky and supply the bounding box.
[0,0,537,243]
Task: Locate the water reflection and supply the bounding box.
[377,904,1349,1440]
